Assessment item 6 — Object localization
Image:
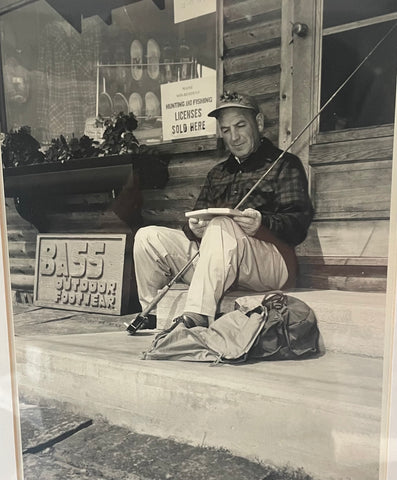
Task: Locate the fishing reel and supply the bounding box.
[124,314,147,335]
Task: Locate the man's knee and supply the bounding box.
[203,215,242,239]
[134,226,161,254]
[207,215,235,229]
[201,216,241,254]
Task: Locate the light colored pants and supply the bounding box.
[133,216,288,318]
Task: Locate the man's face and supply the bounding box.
[218,108,262,161]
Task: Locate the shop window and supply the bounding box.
[0,0,218,147]
[320,2,397,132]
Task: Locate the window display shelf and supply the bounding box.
[3,154,135,197]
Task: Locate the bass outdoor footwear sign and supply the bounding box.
[34,234,132,315]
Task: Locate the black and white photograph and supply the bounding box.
[0,0,397,479]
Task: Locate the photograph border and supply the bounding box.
[0,1,397,479]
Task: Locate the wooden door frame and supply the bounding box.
[279,0,321,173]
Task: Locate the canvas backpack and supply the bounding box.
[142,291,320,364]
[236,291,320,361]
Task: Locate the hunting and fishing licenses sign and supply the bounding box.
[34,234,131,315]
[161,76,217,142]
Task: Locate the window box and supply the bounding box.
[3,154,135,197]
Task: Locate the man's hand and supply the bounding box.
[233,208,262,236]
[189,217,210,239]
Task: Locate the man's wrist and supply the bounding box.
[182,222,199,241]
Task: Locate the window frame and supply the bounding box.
[313,3,396,144]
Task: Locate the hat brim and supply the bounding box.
[207,103,258,118]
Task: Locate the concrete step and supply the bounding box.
[157,287,386,358]
[16,329,383,480]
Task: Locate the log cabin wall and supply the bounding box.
[5,198,37,304]
[223,0,281,144]
[296,126,392,292]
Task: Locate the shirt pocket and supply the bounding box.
[245,180,275,210]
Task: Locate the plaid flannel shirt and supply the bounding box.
[36,19,100,141]
[184,138,314,246]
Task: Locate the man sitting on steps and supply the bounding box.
[133,92,314,329]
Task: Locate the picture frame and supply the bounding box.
[1,1,397,479]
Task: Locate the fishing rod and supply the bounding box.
[125,21,397,335]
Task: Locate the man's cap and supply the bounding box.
[208,91,260,118]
